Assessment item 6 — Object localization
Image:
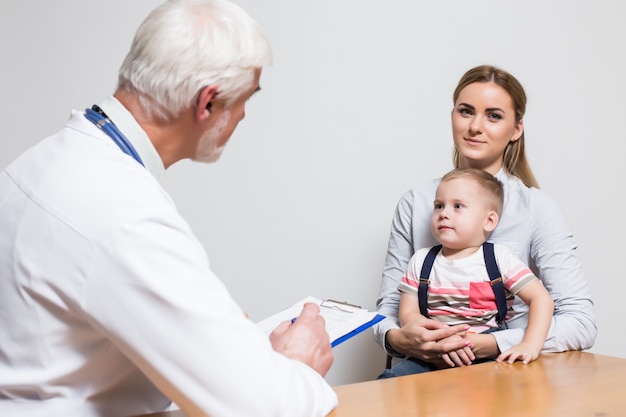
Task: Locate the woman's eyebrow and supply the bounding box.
[458,102,505,113]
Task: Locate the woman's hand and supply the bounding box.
[435,332,475,368]
[386,316,471,363]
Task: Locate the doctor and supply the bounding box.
[0,1,337,417]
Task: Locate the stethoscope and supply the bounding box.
[84,105,145,166]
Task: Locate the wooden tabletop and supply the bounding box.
[136,351,626,417]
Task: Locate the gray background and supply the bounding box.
[1,0,623,386]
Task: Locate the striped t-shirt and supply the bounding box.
[398,243,537,333]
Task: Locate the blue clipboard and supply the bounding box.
[331,313,385,348]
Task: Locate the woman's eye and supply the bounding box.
[487,113,502,121]
[459,108,472,116]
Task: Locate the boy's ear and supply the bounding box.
[484,211,499,233]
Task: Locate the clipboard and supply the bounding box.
[257,296,385,348]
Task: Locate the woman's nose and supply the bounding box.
[469,117,483,134]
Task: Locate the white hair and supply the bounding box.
[117,0,272,120]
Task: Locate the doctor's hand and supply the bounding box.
[269,302,334,376]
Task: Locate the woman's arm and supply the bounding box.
[373,191,417,354]
[530,191,596,351]
[493,190,597,353]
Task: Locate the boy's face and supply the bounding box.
[431,177,498,253]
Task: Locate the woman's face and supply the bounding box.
[451,82,523,175]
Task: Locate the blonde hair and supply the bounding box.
[452,65,539,189]
[440,168,504,215]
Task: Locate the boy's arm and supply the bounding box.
[398,292,424,327]
[497,279,555,364]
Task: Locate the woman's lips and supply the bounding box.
[464,137,485,145]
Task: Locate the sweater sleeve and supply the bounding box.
[493,190,597,353]
[528,189,597,352]
[373,189,418,354]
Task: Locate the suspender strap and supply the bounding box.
[416,242,508,327]
[482,242,508,327]
[417,245,442,318]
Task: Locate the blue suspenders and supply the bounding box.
[417,242,508,328]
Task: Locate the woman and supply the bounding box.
[373,65,597,373]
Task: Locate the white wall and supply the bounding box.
[1,0,624,386]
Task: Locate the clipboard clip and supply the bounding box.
[321,299,361,313]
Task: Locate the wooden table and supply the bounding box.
[137,352,626,417]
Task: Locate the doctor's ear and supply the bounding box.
[195,84,220,121]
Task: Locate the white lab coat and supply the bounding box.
[0,98,337,417]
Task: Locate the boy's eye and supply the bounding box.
[454,203,463,209]
[434,203,443,210]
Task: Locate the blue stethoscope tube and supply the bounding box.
[84,106,145,166]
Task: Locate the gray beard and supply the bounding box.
[193,112,230,163]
